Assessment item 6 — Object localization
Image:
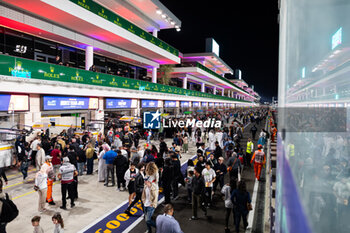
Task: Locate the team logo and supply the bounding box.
[143,110,161,129]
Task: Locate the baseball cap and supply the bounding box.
[63,157,70,163]
[45,155,52,160]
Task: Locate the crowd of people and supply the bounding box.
[0,108,269,233]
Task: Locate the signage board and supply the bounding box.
[0,94,29,111]
[42,96,98,110]
[105,98,136,109]
[180,101,191,108]
[192,102,201,108]
[141,100,163,108]
[164,100,178,108]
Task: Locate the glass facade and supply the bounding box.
[278,0,350,233]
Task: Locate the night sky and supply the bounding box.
[158,0,279,103]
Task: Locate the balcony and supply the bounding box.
[0,54,250,103]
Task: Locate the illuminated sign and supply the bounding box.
[201,102,208,107]
[180,101,191,108]
[43,96,98,110]
[0,94,29,111]
[164,100,178,108]
[193,102,201,107]
[105,98,136,109]
[208,102,214,107]
[141,100,162,108]
[332,27,342,50]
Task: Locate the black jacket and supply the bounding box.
[134,172,145,193]
[191,175,205,195]
[114,155,128,174]
[161,165,174,186]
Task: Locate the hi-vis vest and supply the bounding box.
[246,141,253,153]
[254,150,265,163]
[287,143,295,157]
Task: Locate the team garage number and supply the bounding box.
[94,202,142,233]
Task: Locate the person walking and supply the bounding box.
[213,157,227,192]
[202,162,216,207]
[250,144,266,181]
[222,179,237,233]
[124,163,139,205]
[190,167,207,220]
[250,125,258,140]
[162,158,174,204]
[231,180,252,233]
[125,163,145,215]
[35,167,47,212]
[245,139,254,167]
[58,157,78,210]
[156,204,184,233]
[142,177,158,233]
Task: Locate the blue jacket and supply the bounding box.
[103,150,117,164]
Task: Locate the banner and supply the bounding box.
[42,96,98,110]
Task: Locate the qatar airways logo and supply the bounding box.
[143,110,222,129]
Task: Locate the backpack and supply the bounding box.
[228,141,234,150]
[0,193,19,223]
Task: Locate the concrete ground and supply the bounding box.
[4,138,195,233]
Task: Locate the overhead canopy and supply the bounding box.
[182,52,234,75]
[96,0,181,31]
[2,0,180,64]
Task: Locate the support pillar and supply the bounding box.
[183,77,188,89]
[222,89,224,96]
[85,46,94,70]
[152,29,158,37]
[213,86,216,95]
[201,83,205,93]
[152,67,157,83]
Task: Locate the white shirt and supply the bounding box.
[35,172,48,190]
[201,168,216,187]
[31,139,40,151]
[144,186,152,207]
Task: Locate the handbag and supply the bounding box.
[33,185,39,191]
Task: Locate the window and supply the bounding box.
[4,28,34,59]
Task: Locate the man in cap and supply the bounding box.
[42,155,55,205]
[58,157,78,209]
[250,144,266,181]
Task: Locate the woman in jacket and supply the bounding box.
[35,167,48,212]
[231,180,252,233]
[124,163,139,205]
[141,177,158,233]
[125,163,145,215]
